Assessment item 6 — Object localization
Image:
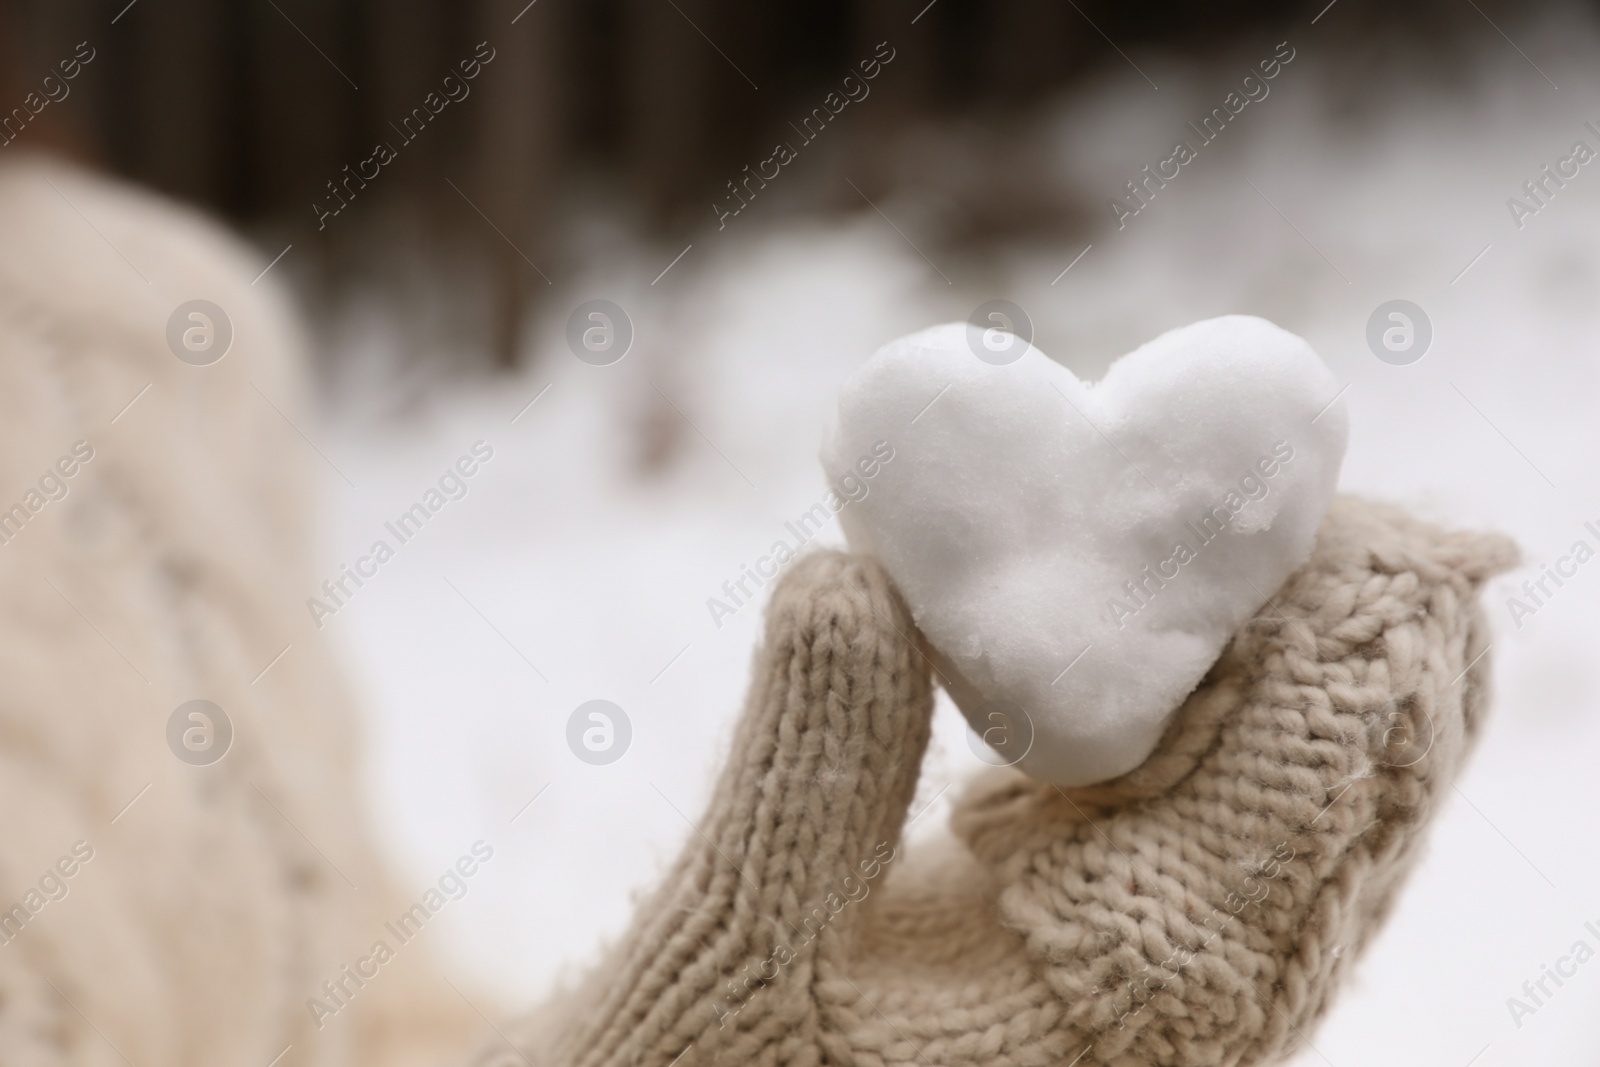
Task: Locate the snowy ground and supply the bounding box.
[309,13,1600,1064]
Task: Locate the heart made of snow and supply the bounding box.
[821,315,1348,786]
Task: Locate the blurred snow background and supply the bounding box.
[302,12,1600,1065]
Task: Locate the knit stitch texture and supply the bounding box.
[487,496,1515,1067]
[0,156,476,1067]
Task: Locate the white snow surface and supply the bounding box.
[822,316,1346,784]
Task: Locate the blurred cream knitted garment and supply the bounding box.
[490,498,1515,1067]
[0,158,474,1067]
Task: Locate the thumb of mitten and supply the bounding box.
[526,551,934,1067]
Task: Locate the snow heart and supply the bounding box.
[821,316,1347,786]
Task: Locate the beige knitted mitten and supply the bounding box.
[487,496,1514,1067]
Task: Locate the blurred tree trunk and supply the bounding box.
[473,0,562,366]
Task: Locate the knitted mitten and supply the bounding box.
[485,496,1514,1067]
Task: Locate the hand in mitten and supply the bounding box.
[485,496,1514,1067]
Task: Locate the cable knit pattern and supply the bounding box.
[0,157,474,1067]
[490,497,1515,1067]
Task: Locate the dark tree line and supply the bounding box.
[0,0,1525,363]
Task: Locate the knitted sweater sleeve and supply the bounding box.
[489,496,1515,1067]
